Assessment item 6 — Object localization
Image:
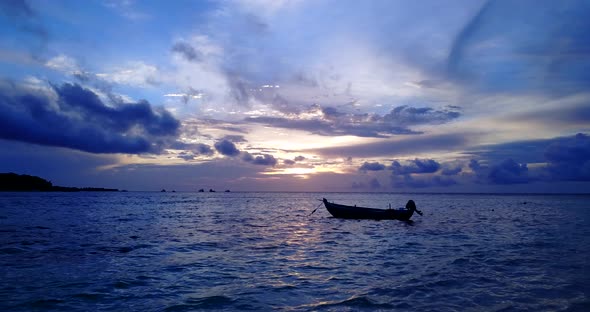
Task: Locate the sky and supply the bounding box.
[0,0,589,192]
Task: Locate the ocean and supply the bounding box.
[1,192,589,311]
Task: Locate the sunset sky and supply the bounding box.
[1,0,589,192]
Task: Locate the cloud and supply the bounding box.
[441,166,462,176]
[359,161,386,171]
[470,158,531,184]
[466,133,590,183]
[103,0,150,21]
[0,81,180,154]
[241,152,277,166]
[544,133,590,181]
[211,138,279,166]
[171,41,202,62]
[391,158,441,175]
[312,133,470,158]
[246,105,460,138]
[391,174,457,188]
[351,177,382,190]
[174,143,215,160]
[283,159,295,165]
[0,0,48,41]
[447,0,590,94]
[221,135,248,143]
[383,105,461,126]
[284,155,305,165]
[294,155,305,161]
[383,158,459,188]
[214,139,240,156]
[488,159,530,184]
[96,61,161,87]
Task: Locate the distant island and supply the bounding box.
[0,173,119,192]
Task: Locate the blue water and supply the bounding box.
[1,192,589,311]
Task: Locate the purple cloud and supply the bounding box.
[0,82,180,154]
[245,105,460,138]
[311,133,469,158]
[359,161,386,171]
[214,139,240,157]
[391,159,441,175]
[488,159,530,184]
[544,133,590,181]
[241,152,277,166]
[391,174,457,188]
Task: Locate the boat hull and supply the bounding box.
[323,198,415,221]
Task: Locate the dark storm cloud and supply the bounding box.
[488,159,531,184]
[246,105,460,138]
[544,133,590,181]
[56,83,179,136]
[391,159,441,175]
[0,82,180,154]
[466,133,590,181]
[469,158,532,184]
[171,41,202,62]
[312,133,469,158]
[214,139,240,157]
[359,162,386,172]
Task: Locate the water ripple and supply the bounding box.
[0,192,588,311]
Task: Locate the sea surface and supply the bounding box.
[1,192,589,311]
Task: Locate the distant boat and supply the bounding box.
[198,189,204,192]
[209,189,216,192]
[225,189,230,192]
[322,198,422,221]
[161,189,166,192]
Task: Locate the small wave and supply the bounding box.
[21,298,66,309]
[71,292,105,301]
[310,295,394,310]
[0,247,27,254]
[244,223,270,228]
[95,244,151,254]
[25,225,51,230]
[164,295,235,311]
[112,278,149,289]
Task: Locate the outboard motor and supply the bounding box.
[406,200,423,216]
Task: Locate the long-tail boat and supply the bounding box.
[322,198,422,221]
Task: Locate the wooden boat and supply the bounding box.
[322,198,422,221]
